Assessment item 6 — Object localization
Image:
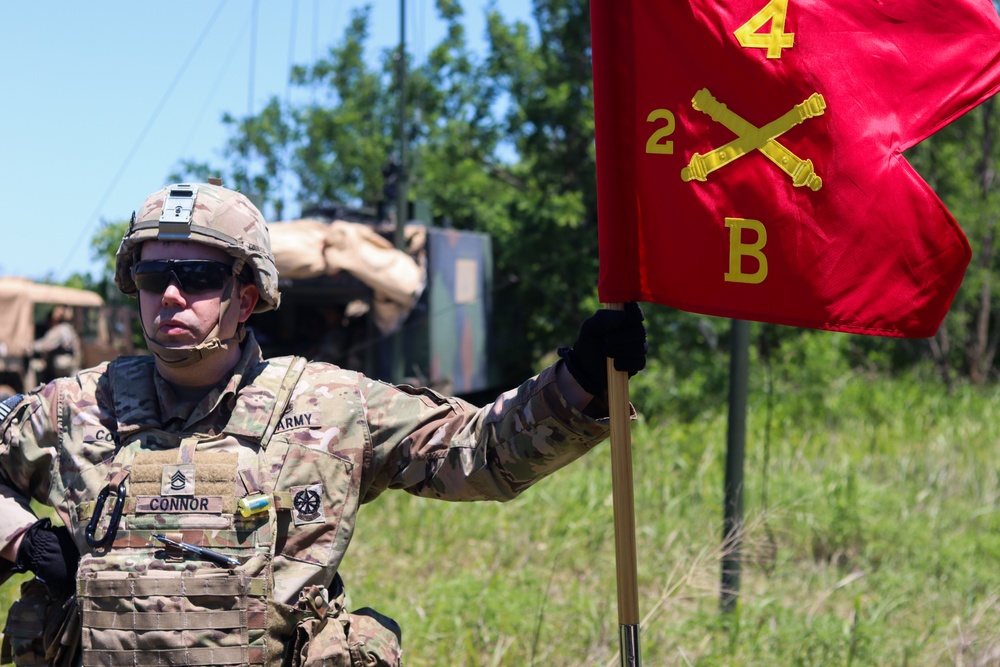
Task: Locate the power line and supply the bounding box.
[312,0,320,63]
[248,0,259,118]
[278,0,302,220]
[179,11,254,157]
[311,0,321,105]
[287,0,299,105]
[59,0,231,278]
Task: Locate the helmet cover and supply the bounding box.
[115,182,280,312]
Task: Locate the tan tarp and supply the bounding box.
[268,220,427,334]
[0,278,104,355]
[268,219,329,279]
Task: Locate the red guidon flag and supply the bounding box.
[592,0,1000,337]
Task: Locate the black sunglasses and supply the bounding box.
[133,259,234,294]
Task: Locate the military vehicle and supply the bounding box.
[253,210,497,399]
[0,278,135,394]
[0,216,495,400]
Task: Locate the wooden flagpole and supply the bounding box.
[605,302,641,666]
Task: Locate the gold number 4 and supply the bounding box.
[734,0,794,59]
[645,109,676,154]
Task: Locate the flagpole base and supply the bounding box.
[619,624,641,667]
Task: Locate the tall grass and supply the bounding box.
[335,357,1000,666]
[3,354,999,665]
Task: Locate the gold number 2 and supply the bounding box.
[645,109,676,154]
[734,0,794,59]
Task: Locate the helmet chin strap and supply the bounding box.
[140,276,246,370]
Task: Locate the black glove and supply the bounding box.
[13,518,80,593]
[558,302,647,397]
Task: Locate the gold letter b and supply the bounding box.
[725,218,768,284]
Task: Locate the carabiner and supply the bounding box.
[85,480,126,549]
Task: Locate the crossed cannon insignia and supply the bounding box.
[682,88,827,191]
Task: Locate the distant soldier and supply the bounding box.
[0,182,646,666]
[30,306,81,383]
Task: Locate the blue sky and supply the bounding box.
[0,1,531,283]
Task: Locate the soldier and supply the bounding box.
[0,182,647,667]
[30,306,82,384]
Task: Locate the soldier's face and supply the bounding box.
[138,241,258,347]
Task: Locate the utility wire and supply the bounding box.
[287,0,299,105]
[279,0,301,220]
[310,0,321,105]
[245,0,260,190]
[248,0,259,118]
[59,0,230,278]
[180,11,254,157]
[413,0,424,68]
[313,0,320,64]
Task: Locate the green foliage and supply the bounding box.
[30,0,1000,662]
[137,0,1000,388]
[319,369,1000,665]
[481,0,601,371]
[89,219,130,285]
[7,325,995,664]
[288,7,397,210]
[905,98,1000,384]
[86,217,144,349]
[64,0,994,385]
[163,0,607,383]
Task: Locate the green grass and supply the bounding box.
[4,368,1000,665]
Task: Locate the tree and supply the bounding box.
[908,100,1000,385]
[160,0,1000,387]
[477,0,599,376]
[168,1,603,382]
[88,219,132,302]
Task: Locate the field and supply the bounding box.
[3,362,999,665]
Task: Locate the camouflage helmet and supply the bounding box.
[115,182,280,312]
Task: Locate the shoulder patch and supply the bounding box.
[0,394,25,423]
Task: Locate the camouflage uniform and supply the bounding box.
[0,330,611,665]
[32,322,82,380]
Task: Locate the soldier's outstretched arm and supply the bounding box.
[360,303,647,503]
